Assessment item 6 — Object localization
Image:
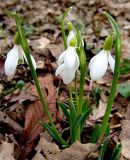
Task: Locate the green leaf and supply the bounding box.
[41,122,61,143]
[71,114,83,143]
[41,122,68,147]
[98,138,109,160]
[120,59,130,75]
[89,124,101,144]
[68,101,76,122]
[82,97,89,113]
[117,82,130,98]
[80,108,93,132]
[58,102,70,121]
[111,143,122,160]
[69,100,76,141]
[98,125,110,160]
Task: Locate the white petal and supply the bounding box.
[22,47,37,70]
[64,47,77,69]
[62,69,75,84]
[74,53,80,70]
[55,63,65,76]
[4,45,19,79]
[82,39,84,47]
[89,50,104,69]
[30,55,37,70]
[89,50,109,80]
[67,31,75,46]
[108,53,115,73]
[55,63,75,84]
[57,50,66,66]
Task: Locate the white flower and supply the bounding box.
[89,50,115,81]
[4,44,36,80]
[55,46,79,84]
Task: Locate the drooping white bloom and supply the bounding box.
[89,50,115,81]
[4,44,36,80]
[55,46,79,84]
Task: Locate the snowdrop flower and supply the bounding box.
[55,22,80,84]
[89,34,115,81]
[5,44,36,80]
[55,46,79,84]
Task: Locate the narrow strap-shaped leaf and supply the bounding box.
[41,122,68,147]
[71,114,83,143]
[41,122,61,143]
[58,102,70,121]
[98,138,109,160]
[111,143,122,160]
[69,100,77,142]
[82,97,89,113]
[89,124,101,144]
[80,107,93,132]
[80,108,93,132]
[68,100,76,122]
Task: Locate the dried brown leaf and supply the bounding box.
[0,141,15,160]
[0,111,23,134]
[120,103,130,159]
[89,100,106,121]
[30,37,50,52]
[19,74,57,160]
[32,137,98,160]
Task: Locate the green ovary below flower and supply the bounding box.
[4,44,36,80]
[89,49,115,81]
[55,46,79,84]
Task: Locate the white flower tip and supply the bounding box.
[4,45,19,79]
[108,53,115,73]
[31,55,37,70]
[89,50,108,81]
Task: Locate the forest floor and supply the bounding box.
[0,0,130,159]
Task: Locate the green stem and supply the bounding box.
[75,71,79,109]
[78,70,85,114]
[13,13,66,145]
[100,12,121,138]
[76,31,87,141]
[61,7,72,49]
[69,84,73,103]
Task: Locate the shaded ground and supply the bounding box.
[0,0,130,159]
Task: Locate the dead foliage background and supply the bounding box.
[0,0,130,159]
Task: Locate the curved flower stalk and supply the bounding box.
[99,12,121,138]
[55,46,79,84]
[89,34,115,81]
[4,44,36,80]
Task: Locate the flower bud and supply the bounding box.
[67,22,73,31]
